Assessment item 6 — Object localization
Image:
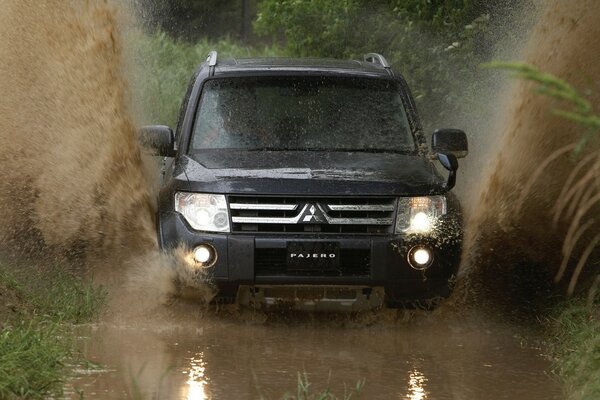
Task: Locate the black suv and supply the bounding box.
[140,51,468,310]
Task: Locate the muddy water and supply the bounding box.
[462,0,600,296]
[66,312,561,399]
[0,0,156,258]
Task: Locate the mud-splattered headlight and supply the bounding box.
[395,196,447,234]
[175,192,230,233]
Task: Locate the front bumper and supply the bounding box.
[158,211,462,303]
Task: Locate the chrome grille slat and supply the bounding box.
[229,196,396,234]
[326,204,395,212]
[230,203,298,211]
[323,217,393,225]
[232,216,301,224]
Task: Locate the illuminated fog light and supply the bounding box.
[193,244,217,266]
[407,246,433,270]
[413,249,431,265]
[411,212,432,233]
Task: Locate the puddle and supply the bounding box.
[65,311,562,399]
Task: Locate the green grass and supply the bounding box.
[285,373,364,400]
[0,321,71,399]
[550,298,600,400]
[0,265,106,399]
[0,266,105,323]
[256,372,364,400]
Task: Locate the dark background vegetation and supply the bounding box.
[132,0,525,130]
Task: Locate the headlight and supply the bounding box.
[395,196,447,234]
[174,192,230,232]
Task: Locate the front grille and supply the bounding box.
[255,248,371,277]
[229,196,396,234]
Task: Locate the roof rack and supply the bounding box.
[207,50,218,76]
[363,53,390,69]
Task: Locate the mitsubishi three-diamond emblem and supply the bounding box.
[300,203,326,223]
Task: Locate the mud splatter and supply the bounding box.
[0,1,211,309]
[0,0,153,257]
[461,0,600,306]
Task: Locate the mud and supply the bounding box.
[65,311,562,400]
[0,0,213,306]
[0,0,155,259]
[461,0,600,301]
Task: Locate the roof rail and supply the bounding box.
[207,50,218,66]
[363,53,390,69]
[207,50,218,76]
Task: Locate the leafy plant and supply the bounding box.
[484,62,600,153]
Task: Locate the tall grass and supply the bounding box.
[550,298,600,400]
[0,265,106,399]
[0,321,70,399]
[0,267,106,323]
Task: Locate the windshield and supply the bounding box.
[191,76,416,153]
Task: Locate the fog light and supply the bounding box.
[407,246,433,270]
[193,244,217,267]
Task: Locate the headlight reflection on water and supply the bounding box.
[182,352,211,400]
[406,368,429,400]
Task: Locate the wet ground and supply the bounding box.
[65,306,563,399]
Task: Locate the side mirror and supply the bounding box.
[138,125,175,157]
[437,153,458,190]
[432,128,468,158]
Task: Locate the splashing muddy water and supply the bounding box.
[0,0,154,258]
[461,0,600,303]
[0,1,214,308]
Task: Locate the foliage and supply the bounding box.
[254,0,497,128]
[130,32,283,127]
[550,297,600,400]
[485,62,600,153]
[133,0,255,41]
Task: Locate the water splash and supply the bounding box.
[461,0,600,304]
[0,0,211,309]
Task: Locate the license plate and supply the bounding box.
[287,242,340,271]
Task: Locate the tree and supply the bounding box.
[134,0,257,41]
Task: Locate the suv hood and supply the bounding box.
[178,150,448,196]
